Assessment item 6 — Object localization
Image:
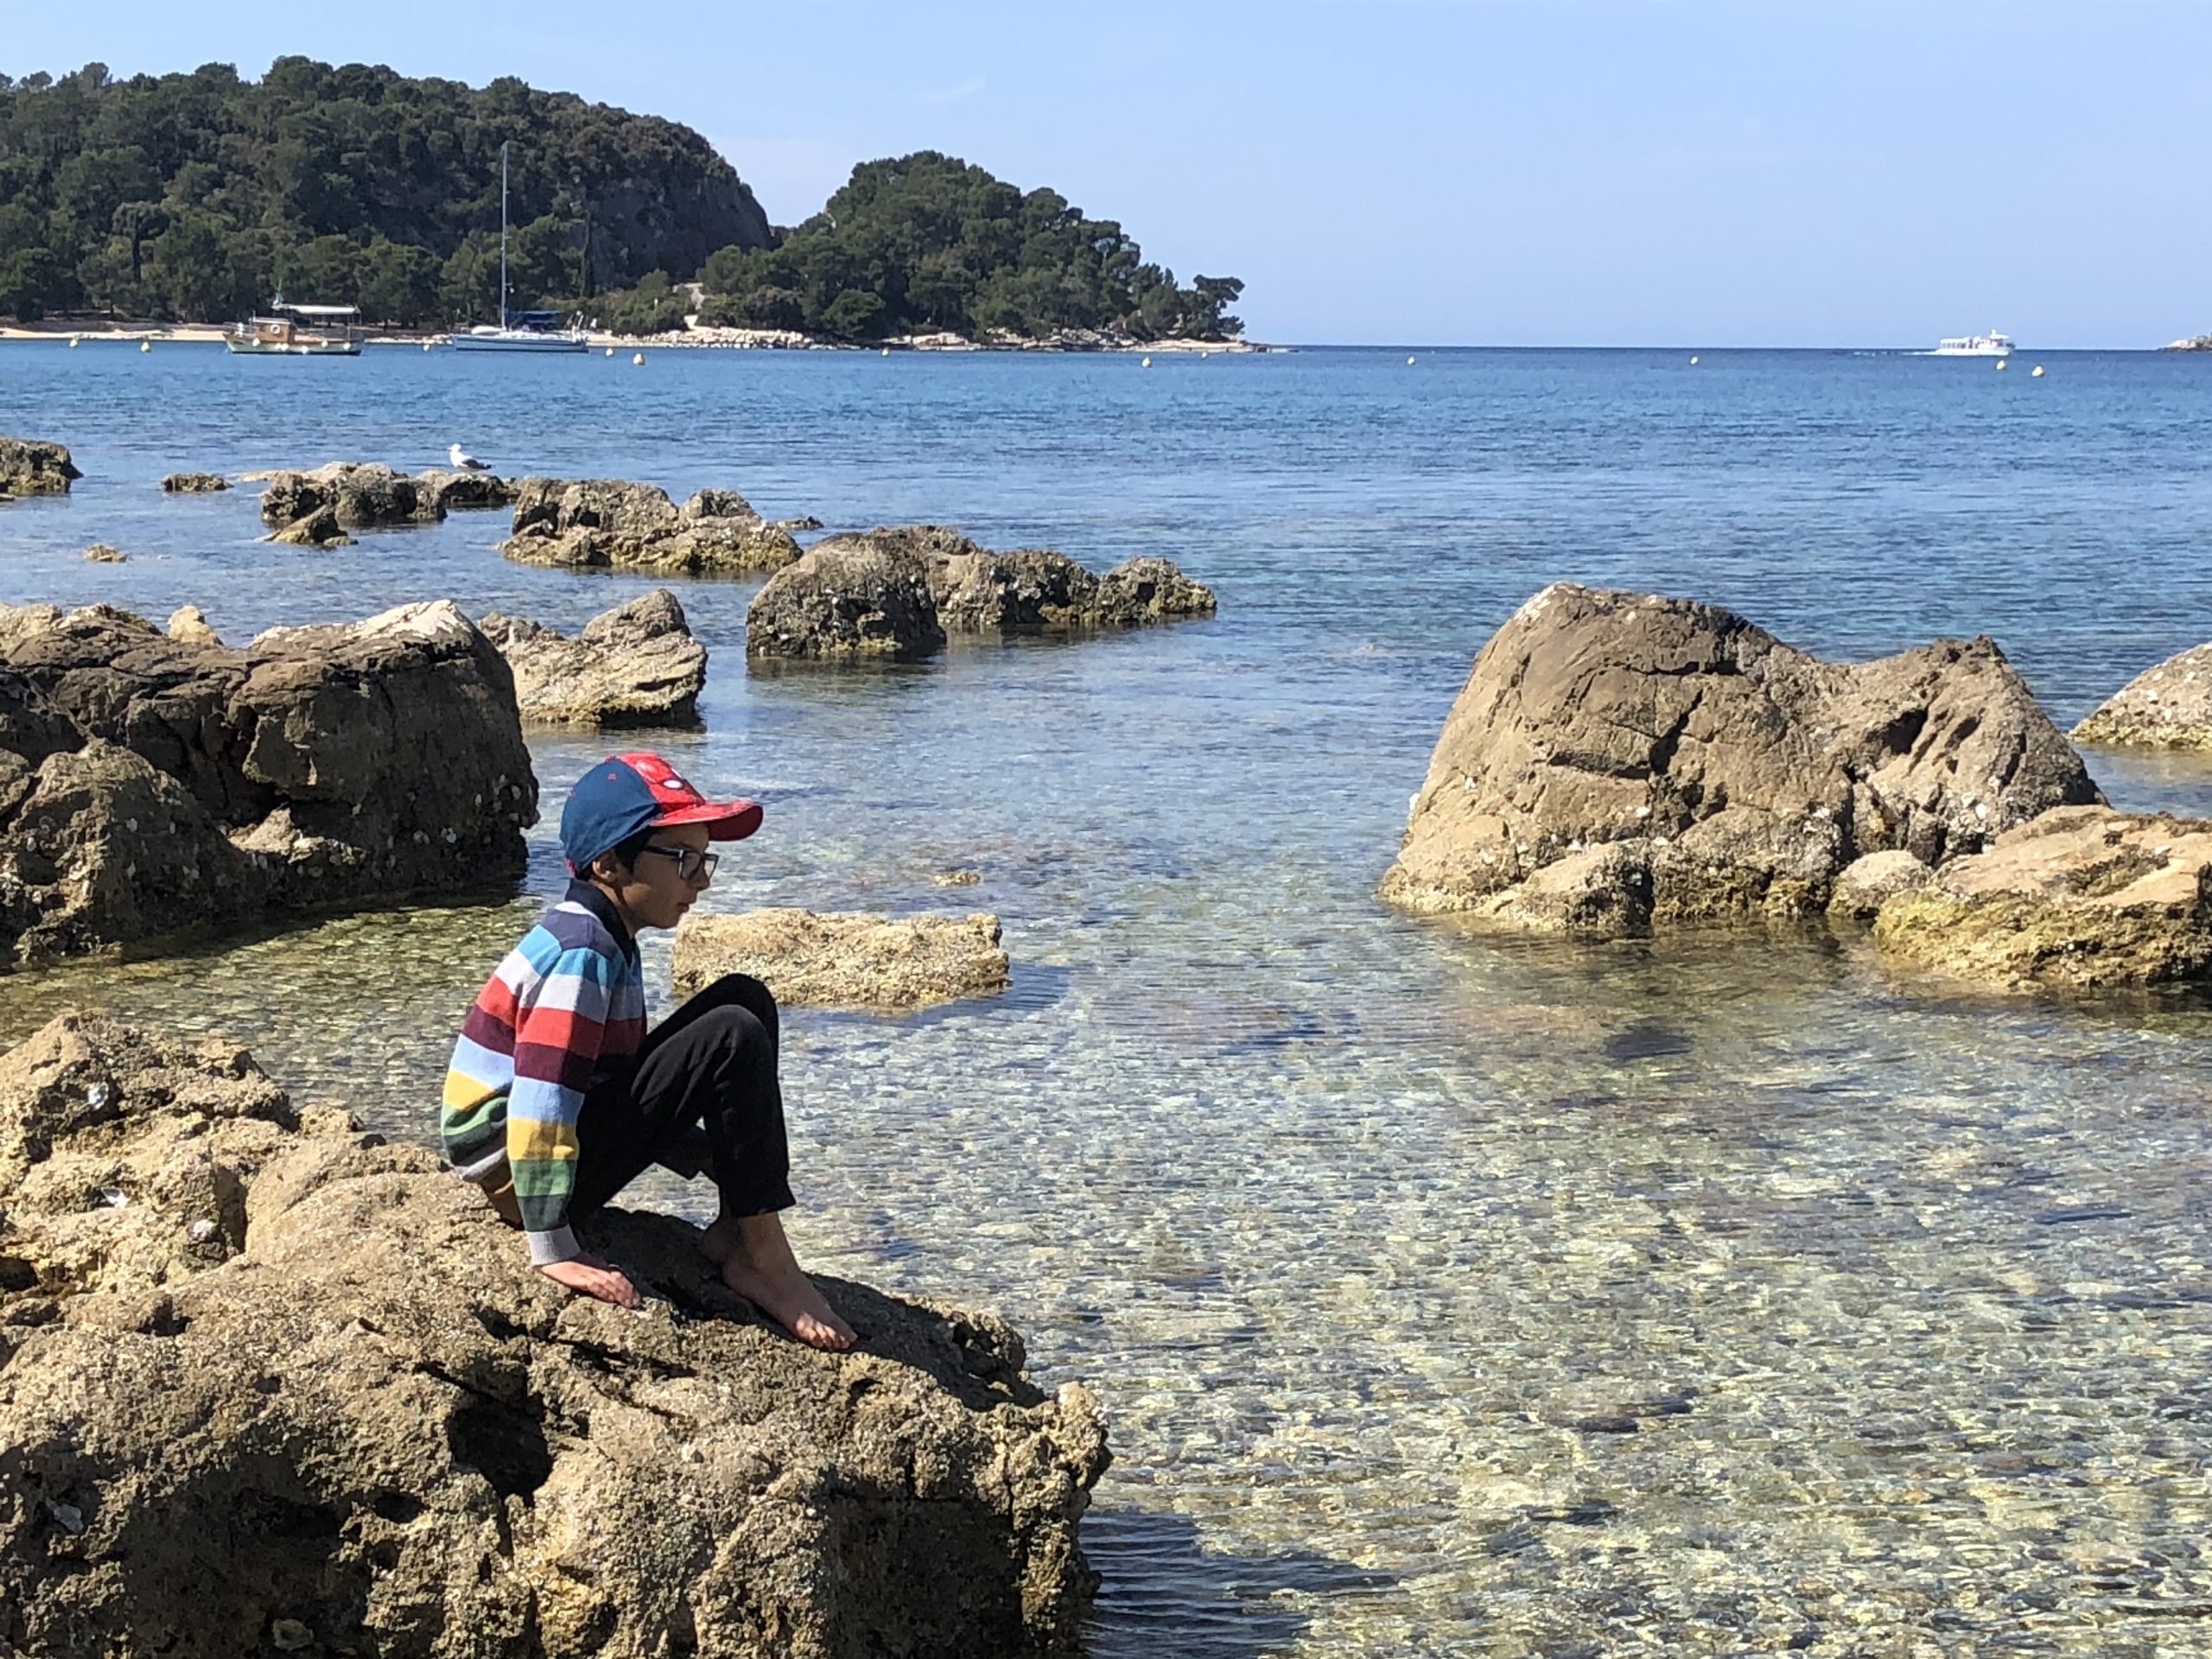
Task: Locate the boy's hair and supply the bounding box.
[593,827,657,876]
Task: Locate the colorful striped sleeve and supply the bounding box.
[507,939,620,1264]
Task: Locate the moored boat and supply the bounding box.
[225,302,362,356]
[448,143,590,354]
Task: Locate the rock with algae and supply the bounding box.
[746,525,1215,662]
[1870,804,2212,988]
[675,908,1012,1008]
[0,437,80,499]
[1380,583,2101,936]
[500,478,802,576]
[2071,643,2212,750]
[0,1014,1109,1658]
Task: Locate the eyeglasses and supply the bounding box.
[636,844,719,882]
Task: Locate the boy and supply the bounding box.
[442,751,855,1351]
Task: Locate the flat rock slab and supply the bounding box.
[1380,583,2101,936]
[0,1014,1107,1657]
[159,471,230,493]
[1871,804,2212,988]
[2072,643,2212,750]
[676,908,1011,1008]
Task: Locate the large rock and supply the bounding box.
[412,467,518,515]
[259,462,438,533]
[500,478,802,576]
[478,589,708,727]
[675,909,1012,1008]
[1380,585,2103,934]
[2072,644,2212,749]
[0,600,537,968]
[1870,805,2212,988]
[0,1014,1109,1657]
[746,532,948,662]
[0,437,80,499]
[747,526,1216,661]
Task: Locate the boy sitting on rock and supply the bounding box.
[441,751,855,1351]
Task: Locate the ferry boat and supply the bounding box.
[225,302,362,355]
[1933,331,2016,357]
[448,142,590,354]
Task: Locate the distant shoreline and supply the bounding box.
[0,319,1267,354]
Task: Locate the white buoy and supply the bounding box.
[2031,365,2045,378]
[140,340,151,353]
[605,346,614,357]
[422,340,433,352]
[1408,355,1417,365]
[1141,356,1153,368]
[1690,355,1700,365]
[68,336,79,349]
[632,352,645,365]
[880,347,890,357]
[1996,358,2008,371]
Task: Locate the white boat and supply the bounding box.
[448,143,589,354]
[1933,331,2016,357]
[225,302,361,356]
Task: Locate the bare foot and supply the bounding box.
[702,1211,856,1351]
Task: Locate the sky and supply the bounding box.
[10,1,2212,347]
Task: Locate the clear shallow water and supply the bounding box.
[5,344,2212,1654]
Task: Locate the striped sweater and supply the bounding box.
[442,880,646,1265]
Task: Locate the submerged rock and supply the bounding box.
[1381,584,2101,935]
[0,436,81,498]
[1827,849,1935,920]
[264,504,353,548]
[82,543,126,563]
[0,599,535,968]
[747,525,1217,661]
[478,588,708,727]
[675,908,1012,1008]
[1870,805,2212,988]
[0,1014,1109,1657]
[159,471,230,493]
[501,477,802,575]
[2072,644,2212,750]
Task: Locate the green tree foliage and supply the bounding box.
[591,270,693,336]
[0,59,772,321]
[696,152,1244,342]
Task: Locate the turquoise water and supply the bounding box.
[5,343,2212,1654]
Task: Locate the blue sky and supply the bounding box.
[11,2,2212,346]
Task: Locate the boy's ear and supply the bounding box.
[587,851,626,885]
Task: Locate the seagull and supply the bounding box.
[448,442,490,473]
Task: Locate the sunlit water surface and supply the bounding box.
[3,343,2212,1656]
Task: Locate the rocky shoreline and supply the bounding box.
[0,1014,1109,1656]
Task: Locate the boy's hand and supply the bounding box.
[537,1254,643,1309]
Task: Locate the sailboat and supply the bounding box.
[448,142,589,353]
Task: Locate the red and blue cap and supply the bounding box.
[560,752,763,874]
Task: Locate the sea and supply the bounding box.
[3,341,2211,1656]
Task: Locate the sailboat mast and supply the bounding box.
[498,142,510,329]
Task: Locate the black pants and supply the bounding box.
[570,974,797,1223]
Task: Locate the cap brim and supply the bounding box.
[652,799,763,841]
